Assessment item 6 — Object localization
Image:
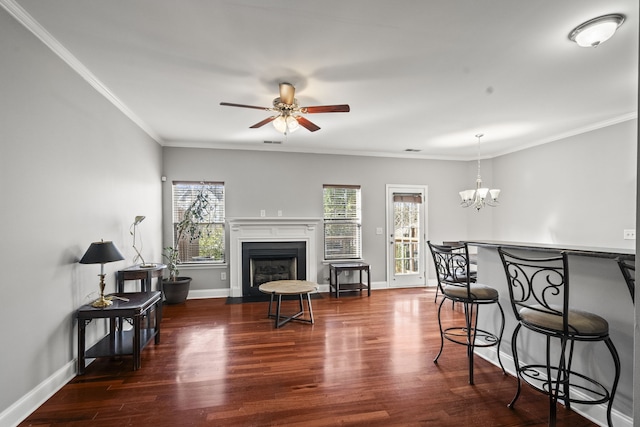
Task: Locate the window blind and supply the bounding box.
[393,193,423,204]
[172,181,225,263]
[323,185,362,260]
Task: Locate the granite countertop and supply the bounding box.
[465,240,635,260]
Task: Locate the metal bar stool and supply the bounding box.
[433,241,477,304]
[616,257,635,303]
[499,248,620,427]
[428,241,505,385]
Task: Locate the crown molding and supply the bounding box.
[0,0,163,144]
[162,111,638,161]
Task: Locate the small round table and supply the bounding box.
[258,280,318,329]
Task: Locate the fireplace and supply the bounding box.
[228,218,320,297]
[242,241,306,296]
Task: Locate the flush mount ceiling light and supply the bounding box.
[569,14,625,47]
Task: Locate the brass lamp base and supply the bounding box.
[91,295,113,308]
[92,273,113,308]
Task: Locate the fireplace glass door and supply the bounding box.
[242,241,306,296]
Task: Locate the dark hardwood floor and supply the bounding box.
[20,288,595,426]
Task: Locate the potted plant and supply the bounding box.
[162,184,215,304]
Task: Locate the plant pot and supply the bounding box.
[162,277,192,304]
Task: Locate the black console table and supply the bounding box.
[76,291,162,374]
[116,264,166,293]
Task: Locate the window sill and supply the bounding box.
[322,259,365,264]
[179,262,227,270]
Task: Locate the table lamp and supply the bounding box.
[80,239,125,307]
[131,215,156,268]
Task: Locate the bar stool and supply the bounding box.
[434,241,477,304]
[616,257,635,303]
[428,241,505,384]
[498,248,620,427]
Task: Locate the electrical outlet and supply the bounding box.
[623,229,636,240]
[221,272,226,280]
[260,209,266,217]
[277,210,282,217]
[376,227,383,235]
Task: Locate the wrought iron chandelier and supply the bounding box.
[459,134,500,211]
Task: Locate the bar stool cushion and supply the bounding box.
[520,305,609,336]
[443,283,498,301]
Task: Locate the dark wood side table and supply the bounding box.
[329,262,371,298]
[116,264,166,293]
[76,291,162,374]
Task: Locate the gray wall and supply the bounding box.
[0,8,162,425]
[492,119,637,249]
[161,147,476,289]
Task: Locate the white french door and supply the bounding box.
[386,185,427,287]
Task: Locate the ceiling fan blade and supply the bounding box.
[302,104,350,114]
[279,82,296,105]
[220,102,269,111]
[295,116,321,132]
[249,116,277,128]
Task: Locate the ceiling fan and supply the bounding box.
[220,82,350,133]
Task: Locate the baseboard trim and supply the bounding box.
[186,288,230,299]
[0,359,76,427]
[185,282,400,299]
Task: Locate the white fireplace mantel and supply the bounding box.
[228,217,321,297]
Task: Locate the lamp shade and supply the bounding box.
[273,115,287,133]
[79,240,125,264]
[286,116,300,132]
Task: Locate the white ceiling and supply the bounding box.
[4,0,638,160]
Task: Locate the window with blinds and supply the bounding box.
[172,181,225,263]
[323,184,362,260]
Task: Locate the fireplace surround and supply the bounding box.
[228,218,320,297]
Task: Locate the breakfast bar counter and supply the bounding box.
[463,240,635,425]
[465,240,635,260]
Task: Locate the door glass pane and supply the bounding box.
[393,197,420,274]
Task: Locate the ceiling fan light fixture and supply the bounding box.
[272,114,299,134]
[273,115,287,133]
[569,14,625,47]
[286,115,300,132]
